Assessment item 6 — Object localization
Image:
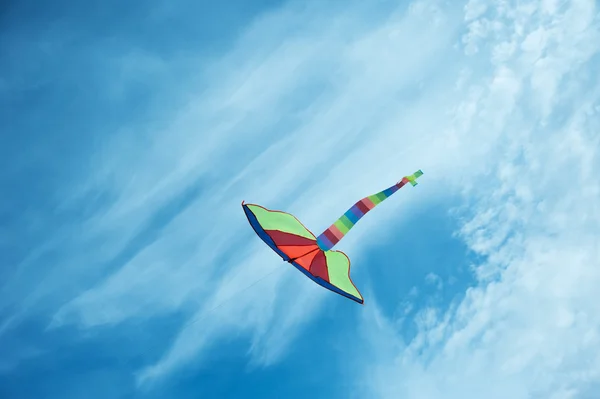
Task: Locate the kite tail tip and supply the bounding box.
[407,169,424,186]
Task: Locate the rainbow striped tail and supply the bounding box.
[316,170,423,251]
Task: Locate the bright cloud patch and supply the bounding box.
[357,0,600,398]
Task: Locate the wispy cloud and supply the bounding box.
[39,0,478,384]
[354,0,600,398]
[10,0,471,383]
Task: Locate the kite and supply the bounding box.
[242,170,423,304]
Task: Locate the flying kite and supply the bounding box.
[242,170,423,304]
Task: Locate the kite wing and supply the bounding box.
[242,202,363,303]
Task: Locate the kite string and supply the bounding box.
[182,262,288,329]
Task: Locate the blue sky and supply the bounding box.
[2,0,600,398]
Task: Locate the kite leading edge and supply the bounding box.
[241,169,423,304]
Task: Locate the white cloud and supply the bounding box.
[425,273,444,290]
[356,0,600,398]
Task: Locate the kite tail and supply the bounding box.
[316,170,423,251]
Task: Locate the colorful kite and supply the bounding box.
[242,170,423,304]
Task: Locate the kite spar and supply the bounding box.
[242,170,423,304]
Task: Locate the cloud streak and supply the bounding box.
[44,0,484,385]
[355,0,600,398]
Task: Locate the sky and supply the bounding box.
[1,0,600,397]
